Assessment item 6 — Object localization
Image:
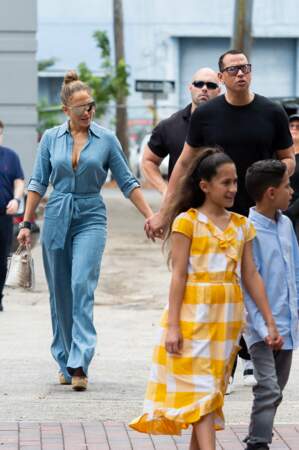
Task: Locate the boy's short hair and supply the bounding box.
[245,159,287,202]
[0,120,4,130]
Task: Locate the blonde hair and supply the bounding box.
[60,70,91,105]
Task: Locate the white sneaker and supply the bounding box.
[225,376,234,395]
[243,372,257,387]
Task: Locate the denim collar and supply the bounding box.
[56,121,102,138]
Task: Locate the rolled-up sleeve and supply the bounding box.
[108,135,140,197]
[28,131,52,197]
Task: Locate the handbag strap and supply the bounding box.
[15,244,31,256]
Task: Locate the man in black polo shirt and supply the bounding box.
[0,120,25,311]
[141,68,220,194]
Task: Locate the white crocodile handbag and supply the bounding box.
[5,245,35,289]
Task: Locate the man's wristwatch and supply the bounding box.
[19,221,32,231]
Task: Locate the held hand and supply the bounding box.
[264,322,284,350]
[144,212,167,241]
[17,228,32,247]
[6,199,19,215]
[165,326,183,355]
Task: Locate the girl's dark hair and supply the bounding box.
[60,70,92,105]
[164,147,234,255]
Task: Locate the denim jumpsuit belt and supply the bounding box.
[42,189,107,380]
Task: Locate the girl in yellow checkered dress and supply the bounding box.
[130,148,282,450]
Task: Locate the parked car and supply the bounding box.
[136,133,169,179]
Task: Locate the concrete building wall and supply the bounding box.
[0,0,38,179]
[37,0,299,132]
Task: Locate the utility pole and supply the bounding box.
[231,0,254,58]
[113,0,129,158]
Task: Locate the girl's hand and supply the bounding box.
[17,228,32,247]
[265,322,284,350]
[165,325,183,355]
[144,212,166,241]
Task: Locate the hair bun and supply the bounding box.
[63,70,79,85]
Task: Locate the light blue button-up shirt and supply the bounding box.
[28,121,140,249]
[244,207,299,350]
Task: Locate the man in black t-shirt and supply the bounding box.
[141,68,220,194]
[186,84,293,216]
[0,120,25,311]
[146,49,294,230]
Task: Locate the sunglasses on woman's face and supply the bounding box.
[68,101,96,116]
[192,80,219,90]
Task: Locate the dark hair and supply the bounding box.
[289,114,299,123]
[163,147,234,253]
[0,120,4,129]
[218,49,248,71]
[60,70,92,105]
[245,160,287,202]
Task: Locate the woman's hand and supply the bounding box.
[265,322,284,350]
[165,325,183,355]
[17,228,32,247]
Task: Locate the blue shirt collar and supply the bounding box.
[249,206,283,228]
[57,121,102,138]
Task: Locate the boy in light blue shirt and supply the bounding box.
[244,159,299,450]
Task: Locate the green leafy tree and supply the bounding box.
[38,58,57,72]
[37,100,61,138]
[37,32,130,137]
[37,58,61,136]
[78,30,130,119]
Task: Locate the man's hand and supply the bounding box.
[144,212,167,240]
[165,325,183,355]
[265,322,284,350]
[6,199,19,215]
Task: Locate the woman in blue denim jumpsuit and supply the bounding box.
[18,71,153,391]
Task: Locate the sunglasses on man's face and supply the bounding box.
[192,80,219,90]
[221,64,252,76]
[68,101,96,116]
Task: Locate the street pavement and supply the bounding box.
[0,188,299,449]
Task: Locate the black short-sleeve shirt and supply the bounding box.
[0,146,24,209]
[186,94,293,215]
[290,153,299,202]
[148,104,192,178]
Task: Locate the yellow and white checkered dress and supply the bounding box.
[130,208,256,435]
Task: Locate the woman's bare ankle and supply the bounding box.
[73,367,85,377]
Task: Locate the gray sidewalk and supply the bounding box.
[1,189,299,447]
